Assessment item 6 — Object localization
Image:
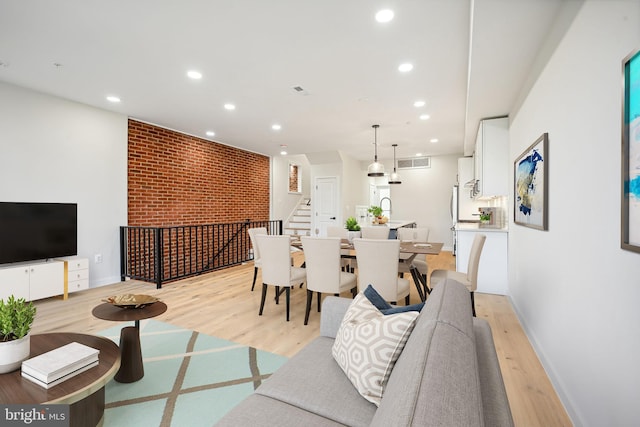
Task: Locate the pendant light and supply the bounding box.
[388,144,402,184]
[367,124,385,177]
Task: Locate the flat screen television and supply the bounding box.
[0,202,77,264]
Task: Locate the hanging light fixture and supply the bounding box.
[367,124,385,177]
[388,144,402,184]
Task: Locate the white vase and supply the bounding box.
[0,334,30,374]
[347,231,361,243]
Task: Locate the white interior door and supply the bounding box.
[314,176,339,236]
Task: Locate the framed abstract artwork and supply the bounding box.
[622,47,640,253]
[514,133,548,230]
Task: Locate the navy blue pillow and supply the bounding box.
[363,284,424,315]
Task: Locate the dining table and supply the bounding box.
[290,237,443,302]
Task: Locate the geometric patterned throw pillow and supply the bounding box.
[332,292,419,406]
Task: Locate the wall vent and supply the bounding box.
[397,156,431,169]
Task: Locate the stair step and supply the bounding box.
[288,224,311,229]
[284,228,310,236]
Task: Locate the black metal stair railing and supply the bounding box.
[120,219,282,288]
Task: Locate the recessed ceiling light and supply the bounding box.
[416,152,423,157]
[375,9,394,23]
[187,70,202,79]
[272,124,282,131]
[414,100,426,107]
[106,96,121,103]
[206,131,215,137]
[419,114,430,120]
[280,144,288,155]
[398,63,413,73]
[224,103,236,110]
[430,138,439,143]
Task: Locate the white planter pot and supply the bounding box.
[347,231,361,243]
[0,334,30,374]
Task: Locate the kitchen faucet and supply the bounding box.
[380,197,392,215]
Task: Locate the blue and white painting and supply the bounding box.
[627,51,640,246]
[515,134,546,229]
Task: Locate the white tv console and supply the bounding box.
[0,257,89,301]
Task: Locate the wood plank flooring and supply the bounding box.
[29,251,572,426]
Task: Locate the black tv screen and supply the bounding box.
[0,202,77,264]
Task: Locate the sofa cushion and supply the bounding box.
[255,337,377,427]
[216,393,347,427]
[332,293,419,406]
[371,279,484,426]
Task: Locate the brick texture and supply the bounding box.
[127,119,270,226]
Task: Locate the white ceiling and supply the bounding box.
[0,0,574,161]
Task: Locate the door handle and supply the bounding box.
[330,217,336,220]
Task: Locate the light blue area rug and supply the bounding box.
[98,320,287,426]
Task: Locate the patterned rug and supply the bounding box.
[97,320,287,426]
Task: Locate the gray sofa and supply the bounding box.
[216,279,514,426]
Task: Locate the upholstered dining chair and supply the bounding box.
[255,234,306,321]
[353,238,410,305]
[300,236,357,325]
[327,225,353,272]
[360,226,390,240]
[247,227,267,291]
[396,227,430,282]
[430,233,486,316]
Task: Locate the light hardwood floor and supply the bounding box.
[30,251,572,426]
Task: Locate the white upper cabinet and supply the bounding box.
[473,117,509,199]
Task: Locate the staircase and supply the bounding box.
[284,198,312,237]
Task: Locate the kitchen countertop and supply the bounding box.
[374,220,416,229]
[455,223,508,232]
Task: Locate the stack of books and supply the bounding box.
[21,342,100,389]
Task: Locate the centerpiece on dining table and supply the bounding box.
[345,217,361,243]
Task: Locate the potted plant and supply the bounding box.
[345,217,361,243]
[0,296,36,373]
[479,209,492,226]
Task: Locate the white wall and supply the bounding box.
[508,2,640,425]
[387,154,458,248]
[271,154,310,223]
[0,82,127,287]
[340,151,364,226]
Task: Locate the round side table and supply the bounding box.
[0,332,120,427]
[92,302,167,383]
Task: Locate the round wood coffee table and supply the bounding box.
[92,301,167,383]
[0,332,120,427]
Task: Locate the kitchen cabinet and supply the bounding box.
[473,117,509,199]
[0,261,64,301]
[458,157,475,188]
[456,225,508,295]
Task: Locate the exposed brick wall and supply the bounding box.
[288,164,299,192]
[127,119,270,226]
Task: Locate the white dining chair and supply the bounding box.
[430,233,486,316]
[360,226,390,240]
[301,236,357,325]
[327,226,354,272]
[255,234,306,321]
[353,238,410,305]
[247,227,267,291]
[396,227,430,282]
